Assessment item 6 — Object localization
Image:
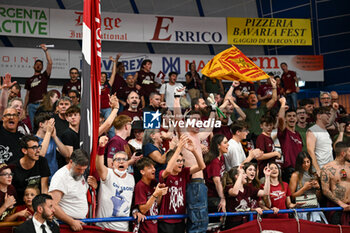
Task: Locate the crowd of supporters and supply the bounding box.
[0,44,349,233]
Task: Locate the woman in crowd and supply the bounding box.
[223,165,270,229]
[244,162,264,214]
[142,129,167,181]
[262,162,303,219]
[35,90,60,116]
[204,134,228,215]
[289,152,328,223]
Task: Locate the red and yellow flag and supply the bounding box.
[201,46,269,82]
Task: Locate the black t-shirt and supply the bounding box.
[0,123,23,164]
[12,156,50,204]
[61,128,80,151]
[53,114,69,139]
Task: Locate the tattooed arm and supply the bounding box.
[321,166,349,209]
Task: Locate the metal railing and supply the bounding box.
[78,207,343,223]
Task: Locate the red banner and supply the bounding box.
[2,219,350,233]
[81,0,101,218]
[221,219,350,233]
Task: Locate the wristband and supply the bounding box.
[97,146,106,155]
[152,194,158,199]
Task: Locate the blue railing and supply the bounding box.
[79,207,343,223]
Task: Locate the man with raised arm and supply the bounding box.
[24,44,52,127]
[96,136,135,231]
[173,88,210,233]
[321,142,350,225]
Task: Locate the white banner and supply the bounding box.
[0,47,323,81]
[143,15,227,44]
[0,5,227,44]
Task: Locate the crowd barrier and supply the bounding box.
[1,207,349,233]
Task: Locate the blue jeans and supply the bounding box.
[186,180,208,233]
[100,107,115,138]
[286,92,298,110]
[28,102,40,129]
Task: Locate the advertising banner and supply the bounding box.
[0,47,323,82]
[1,5,314,46]
[49,9,142,41]
[143,15,227,44]
[227,17,312,45]
[0,5,49,37]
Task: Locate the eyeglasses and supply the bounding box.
[3,113,19,118]
[70,72,79,74]
[27,145,42,151]
[176,159,185,164]
[113,158,128,162]
[0,173,14,177]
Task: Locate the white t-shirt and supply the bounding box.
[159,83,182,109]
[225,139,246,171]
[128,139,142,150]
[49,166,88,219]
[96,168,135,231]
[308,124,333,168]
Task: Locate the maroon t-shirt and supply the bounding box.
[213,125,232,141]
[111,73,126,94]
[136,70,157,98]
[100,83,111,109]
[25,71,50,103]
[278,128,302,168]
[225,184,259,223]
[134,179,158,233]
[62,80,81,95]
[0,185,17,221]
[282,71,297,93]
[234,82,255,108]
[116,85,140,101]
[256,133,275,178]
[261,182,291,219]
[106,135,131,159]
[159,167,191,223]
[119,110,143,122]
[204,155,225,197]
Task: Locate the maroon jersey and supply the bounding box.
[204,155,225,197]
[213,125,232,141]
[134,180,158,233]
[225,184,259,223]
[119,110,142,122]
[62,80,81,95]
[100,83,111,109]
[159,167,191,223]
[234,82,255,108]
[282,71,297,93]
[0,185,17,221]
[25,71,50,103]
[262,182,291,219]
[256,133,275,178]
[106,135,131,159]
[116,85,140,101]
[111,73,126,94]
[278,128,302,168]
[136,70,157,98]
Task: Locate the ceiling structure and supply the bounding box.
[0,0,349,87]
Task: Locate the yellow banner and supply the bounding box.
[227,17,312,46]
[201,46,269,82]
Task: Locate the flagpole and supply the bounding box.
[82,0,101,218]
